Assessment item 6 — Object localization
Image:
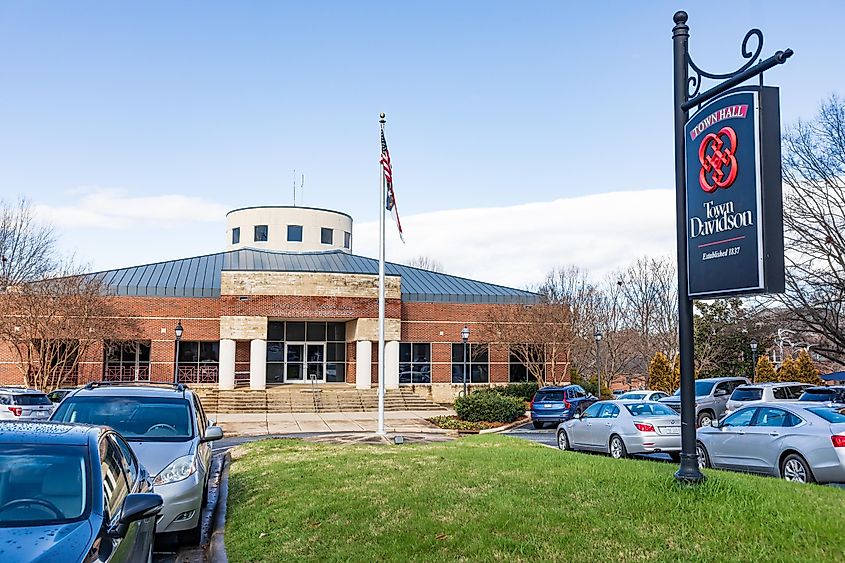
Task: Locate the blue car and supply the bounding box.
[530,385,597,428]
[0,422,163,562]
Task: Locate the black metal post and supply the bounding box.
[672,11,705,483]
[463,341,468,398]
[595,337,601,398]
[752,349,758,383]
[173,339,181,384]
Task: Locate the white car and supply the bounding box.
[0,387,53,420]
[617,390,671,402]
[724,382,810,417]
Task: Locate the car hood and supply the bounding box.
[0,520,93,563]
[127,439,196,476]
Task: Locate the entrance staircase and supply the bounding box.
[192,386,449,414]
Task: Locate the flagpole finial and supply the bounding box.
[379,112,386,124]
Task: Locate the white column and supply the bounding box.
[218,339,236,390]
[356,340,372,389]
[385,340,400,390]
[249,339,267,390]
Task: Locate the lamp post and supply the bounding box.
[461,326,470,398]
[173,320,184,384]
[594,329,603,399]
[750,339,758,383]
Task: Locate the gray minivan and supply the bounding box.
[659,377,749,427]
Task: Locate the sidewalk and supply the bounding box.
[210,408,456,436]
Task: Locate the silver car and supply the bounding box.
[557,400,682,460]
[724,382,810,417]
[617,390,671,402]
[696,402,845,484]
[0,387,53,421]
[51,382,224,544]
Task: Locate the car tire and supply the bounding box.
[557,430,570,451]
[696,411,714,428]
[532,421,544,429]
[696,442,710,469]
[609,435,627,459]
[781,453,815,484]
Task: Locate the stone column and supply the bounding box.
[249,339,267,390]
[385,340,400,390]
[218,339,236,390]
[355,340,372,389]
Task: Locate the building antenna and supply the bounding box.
[292,169,297,206]
[300,173,305,206]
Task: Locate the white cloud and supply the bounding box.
[34,188,228,229]
[354,189,676,289]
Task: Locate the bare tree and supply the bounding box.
[777,94,845,364]
[405,255,445,273]
[0,198,57,287]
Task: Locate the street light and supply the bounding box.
[750,339,758,383]
[173,320,184,384]
[461,326,470,398]
[594,329,603,399]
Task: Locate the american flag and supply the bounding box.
[381,128,404,242]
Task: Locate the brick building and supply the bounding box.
[0,206,542,403]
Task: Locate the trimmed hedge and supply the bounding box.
[492,382,539,402]
[454,391,526,423]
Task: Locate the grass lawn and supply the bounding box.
[225,435,845,562]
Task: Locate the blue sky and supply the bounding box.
[0,1,842,286]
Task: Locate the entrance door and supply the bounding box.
[285,344,304,383]
[306,344,325,383]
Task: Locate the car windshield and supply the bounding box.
[625,403,677,416]
[673,381,716,397]
[12,394,51,406]
[534,391,565,402]
[0,444,88,527]
[731,388,763,401]
[799,389,835,401]
[53,396,194,442]
[807,407,845,423]
[619,393,646,400]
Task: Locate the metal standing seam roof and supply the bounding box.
[94,248,540,304]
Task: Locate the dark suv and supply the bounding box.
[530,385,597,428]
[798,386,845,405]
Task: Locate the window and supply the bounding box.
[772,386,789,400]
[722,408,756,428]
[321,227,333,245]
[731,387,763,402]
[786,385,810,399]
[104,341,151,382]
[266,321,346,384]
[625,403,677,417]
[99,437,129,519]
[176,341,219,384]
[754,407,801,428]
[569,386,587,399]
[581,402,603,418]
[109,434,139,487]
[254,225,268,242]
[232,227,240,244]
[508,346,544,383]
[400,343,431,384]
[599,404,620,418]
[343,231,352,249]
[651,392,668,401]
[287,225,303,242]
[451,343,489,383]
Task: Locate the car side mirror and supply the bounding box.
[573,413,582,420]
[202,425,224,442]
[714,389,728,397]
[108,493,163,538]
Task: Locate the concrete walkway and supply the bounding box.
[210,409,455,436]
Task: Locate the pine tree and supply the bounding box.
[671,355,681,391]
[647,352,674,393]
[794,350,823,385]
[778,355,800,382]
[755,355,777,383]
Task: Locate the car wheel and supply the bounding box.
[557,430,570,451]
[781,453,815,484]
[609,435,627,459]
[696,442,710,469]
[532,421,544,429]
[696,411,714,428]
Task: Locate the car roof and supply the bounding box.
[537,385,582,391]
[620,390,664,394]
[696,377,749,382]
[0,421,103,446]
[735,382,806,389]
[0,387,48,395]
[68,382,191,399]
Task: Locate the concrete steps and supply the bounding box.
[191,386,448,414]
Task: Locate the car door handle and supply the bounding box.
[769,432,779,437]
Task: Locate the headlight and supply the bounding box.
[154,455,197,486]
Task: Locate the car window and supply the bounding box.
[534,391,565,402]
[620,393,646,400]
[109,434,139,488]
[754,407,800,428]
[722,408,756,428]
[582,403,603,418]
[195,395,208,437]
[0,395,7,405]
[807,407,845,423]
[787,385,809,400]
[731,387,763,402]
[772,387,789,400]
[625,402,677,416]
[12,394,51,406]
[571,387,587,399]
[715,382,732,395]
[600,404,619,418]
[799,388,835,402]
[99,438,130,519]
[651,393,668,401]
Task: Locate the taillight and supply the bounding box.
[529,400,534,410]
[635,423,655,432]
[8,407,22,417]
[564,398,571,409]
[832,435,845,448]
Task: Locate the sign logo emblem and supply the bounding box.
[698,126,738,193]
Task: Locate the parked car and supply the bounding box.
[51,382,223,545]
[0,387,53,421]
[557,400,681,460]
[696,402,845,484]
[724,382,811,416]
[46,388,75,405]
[617,390,671,402]
[0,421,162,562]
[611,390,626,399]
[659,377,749,427]
[797,386,845,405]
[529,385,596,429]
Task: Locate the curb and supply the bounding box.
[479,417,530,434]
[208,452,232,563]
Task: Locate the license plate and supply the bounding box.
[661,426,680,435]
[544,404,554,409]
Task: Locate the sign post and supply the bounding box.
[671,11,792,483]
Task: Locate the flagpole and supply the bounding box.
[377,112,387,436]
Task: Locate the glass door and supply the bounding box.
[306,344,325,383]
[285,343,304,383]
